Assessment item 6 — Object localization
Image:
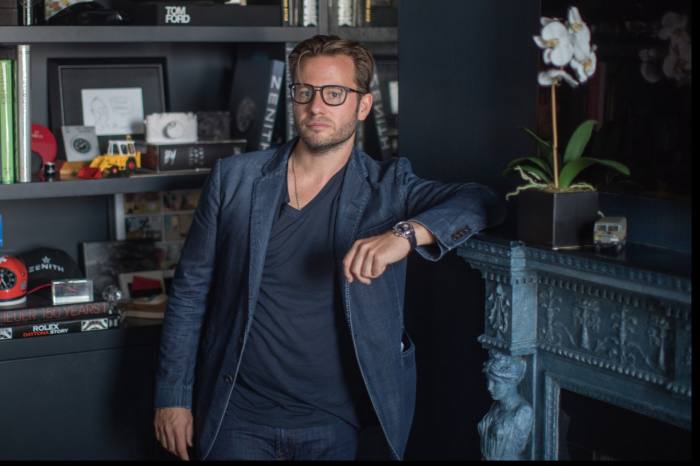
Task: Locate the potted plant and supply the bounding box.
[504,6,630,250]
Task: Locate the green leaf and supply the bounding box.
[523,127,552,159]
[559,158,597,188]
[563,120,597,164]
[589,158,631,176]
[504,156,553,178]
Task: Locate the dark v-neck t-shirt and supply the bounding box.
[228,161,366,429]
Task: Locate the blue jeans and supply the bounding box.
[207,411,360,460]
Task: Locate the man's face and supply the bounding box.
[293,54,372,154]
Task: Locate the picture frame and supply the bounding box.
[48,57,168,159]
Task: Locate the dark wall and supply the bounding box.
[398,0,540,459]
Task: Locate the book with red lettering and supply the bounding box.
[0,315,120,341]
[0,300,115,327]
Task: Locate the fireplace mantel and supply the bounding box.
[457,235,691,460]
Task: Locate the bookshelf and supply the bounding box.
[0,171,209,201]
[0,1,398,460]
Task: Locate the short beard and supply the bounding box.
[300,122,357,154]
[295,103,360,154]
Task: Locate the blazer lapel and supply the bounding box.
[247,142,292,319]
[334,148,371,269]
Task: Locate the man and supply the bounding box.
[154,34,504,461]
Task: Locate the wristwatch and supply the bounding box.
[392,221,417,250]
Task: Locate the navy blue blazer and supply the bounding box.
[154,139,504,459]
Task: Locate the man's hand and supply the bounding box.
[154,407,193,461]
[343,222,435,285]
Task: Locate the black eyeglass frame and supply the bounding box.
[288,83,366,106]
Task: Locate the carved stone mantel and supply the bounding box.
[457,235,691,460]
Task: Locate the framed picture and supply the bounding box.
[81,240,167,298]
[48,57,168,158]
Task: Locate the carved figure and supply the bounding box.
[477,351,533,460]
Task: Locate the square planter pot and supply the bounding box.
[516,190,599,250]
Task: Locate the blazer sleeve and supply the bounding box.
[395,157,506,261]
[154,159,222,409]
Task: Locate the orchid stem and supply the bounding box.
[551,83,560,189]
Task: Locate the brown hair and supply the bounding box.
[288,35,375,93]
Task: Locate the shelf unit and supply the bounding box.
[0,171,210,201]
[0,5,396,457]
[0,26,318,44]
[0,16,397,203]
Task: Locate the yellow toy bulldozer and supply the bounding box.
[89,136,141,177]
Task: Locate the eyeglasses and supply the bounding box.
[289,83,365,106]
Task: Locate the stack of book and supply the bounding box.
[0,299,119,341]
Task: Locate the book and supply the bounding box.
[284,41,297,141]
[0,315,120,341]
[282,0,290,25]
[0,300,115,326]
[0,57,14,184]
[120,297,167,320]
[116,1,282,26]
[143,139,247,172]
[16,44,31,183]
[120,308,165,320]
[336,0,353,26]
[301,0,317,26]
[369,69,392,160]
[230,56,285,152]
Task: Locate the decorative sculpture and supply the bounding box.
[477,351,533,460]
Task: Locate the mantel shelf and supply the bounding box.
[0,172,209,200]
[0,26,318,44]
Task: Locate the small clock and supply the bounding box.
[0,255,28,307]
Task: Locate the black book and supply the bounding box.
[0,315,120,341]
[230,56,285,152]
[0,300,115,327]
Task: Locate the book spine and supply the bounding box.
[337,0,353,26]
[369,70,392,160]
[364,0,372,25]
[354,0,362,26]
[284,42,297,141]
[0,58,14,184]
[301,0,317,27]
[0,302,114,326]
[21,0,33,25]
[16,44,31,183]
[259,60,285,151]
[282,0,290,26]
[0,316,120,341]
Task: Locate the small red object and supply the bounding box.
[77,166,102,179]
[31,124,58,165]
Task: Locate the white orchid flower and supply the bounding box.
[567,6,593,61]
[662,48,691,82]
[658,12,688,41]
[570,49,597,83]
[538,69,579,88]
[534,20,574,67]
[640,62,663,83]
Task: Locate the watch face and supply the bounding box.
[0,268,17,291]
[395,222,413,236]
